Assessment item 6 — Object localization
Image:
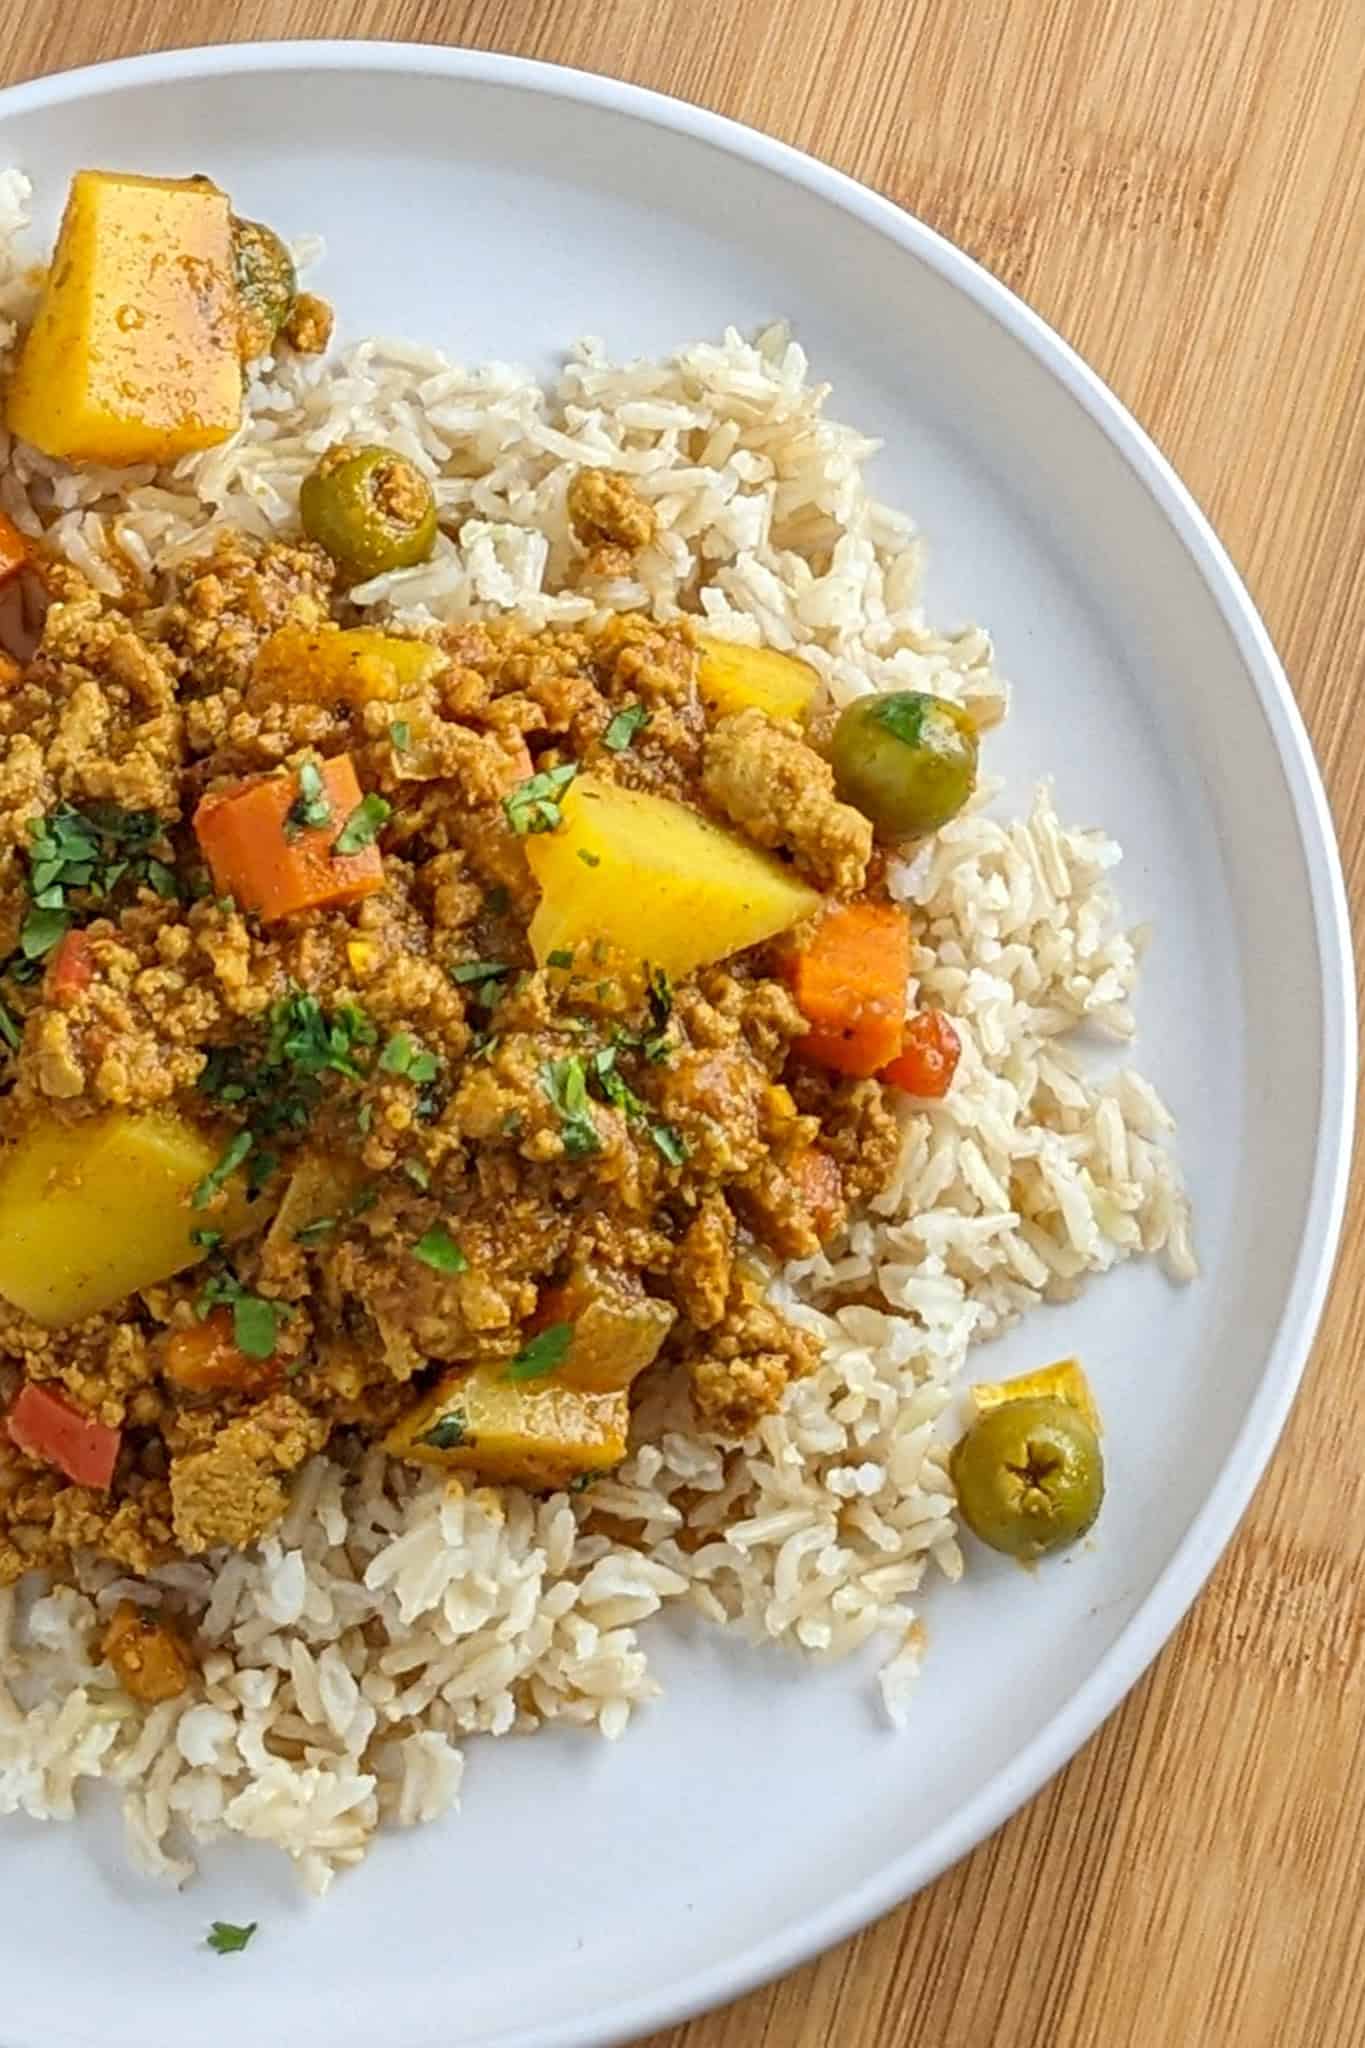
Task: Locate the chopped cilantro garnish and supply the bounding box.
[356,1101,374,1134]
[450,958,510,992]
[602,701,651,752]
[191,1130,253,1209]
[650,1122,688,1166]
[350,1184,379,1215]
[577,848,601,868]
[379,1032,439,1084]
[388,720,411,753]
[283,760,332,841]
[232,1294,282,1360]
[206,1921,258,1956]
[403,1158,431,1191]
[419,1412,471,1451]
[504,1321,574,1383]
[333,793,391,856]
[590,1044,646,1120]
[19,904,69,960]
[472,1030,501,1061]
[540,1055,601,1158]
[189,1227,223,1251]
[546,949,574,970]
[0,992,20,1052]
[293,1216,336,1246]
[412,1224,468,1273]
[503,761,578,836]
[20,802,179,956]
[195,1269,286,1360]
[246,1148,279,1197]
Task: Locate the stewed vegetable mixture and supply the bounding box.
[0,170,1105,1707]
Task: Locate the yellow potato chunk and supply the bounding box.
[250,623,448,709]
[7,171,244,465]
[0,1111,255,1326]
[537,1265,675,1395]
[697,635,820,722]
[969,1357,1102,1434]
[525,774,820,979]
[386,1362,629,1491]
[261,1150,364,1263]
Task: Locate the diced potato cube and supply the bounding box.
[7,170,243,465]
[525,774,820,980]
[385,1361,629,1490]
[537,1266,675,1395]
[250,623,449,709]
[969,1357,1101,1433]
[697,635,820,722]
[262,1151,364,1263]
[0,1111,256,1326]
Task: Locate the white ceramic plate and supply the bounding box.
[0,42,1354,2048]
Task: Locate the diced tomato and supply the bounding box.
[880,1010,962,1099]
[45,927,95,998]
[161,1310,265,1394]
[0,511,30,587]
[6,1382,121,1489]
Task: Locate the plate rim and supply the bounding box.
[0,38,1356,2048]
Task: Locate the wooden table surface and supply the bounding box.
[5,2,1364,2043]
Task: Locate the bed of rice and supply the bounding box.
[0,174,1194,1893]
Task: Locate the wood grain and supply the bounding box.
[4,3,1363,2043]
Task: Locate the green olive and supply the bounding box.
[829,690,978,838]
[949,1396,1103,1561]
[299,443,438,585]
[231,216,297,361]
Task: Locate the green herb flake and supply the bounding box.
[356,1101,374,1135]
[350,1185,379,1216]
[576,849,601,868]
[206,1921,258,1957]
[590,1043,646,1120]
[293,1216,337,1246]
[0,993,20,1053]
[19,903,69,959]
[450,958,510,991]
[189,1227,224,1251]
[333,792,391,857]
[650,1122,688,1167]
[546,949,574,970]
[388,720,412,753]
[602,701,651,752]
[419,1412,471,1451]
[232,1294,280,1361]
[412,1224,468,1274]
[504,1321,574,1383]
[283,760,332,841]
[379,1032,440,1085]
[540,1055,601,1158]
[191,1130,254,1210]
[402,1158,431,1191]
[502,761,578,837]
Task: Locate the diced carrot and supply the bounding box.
[193,754,385,922]
[6,1381,121,1489]
[161,1309,268,1395]
[881,1010,962,1099]
[785,901,909,1077]
[0,511,30,586]
[45,927,95,998]
[788,1144,845,1244]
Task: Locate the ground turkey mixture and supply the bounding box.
[0,525,903,1614]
